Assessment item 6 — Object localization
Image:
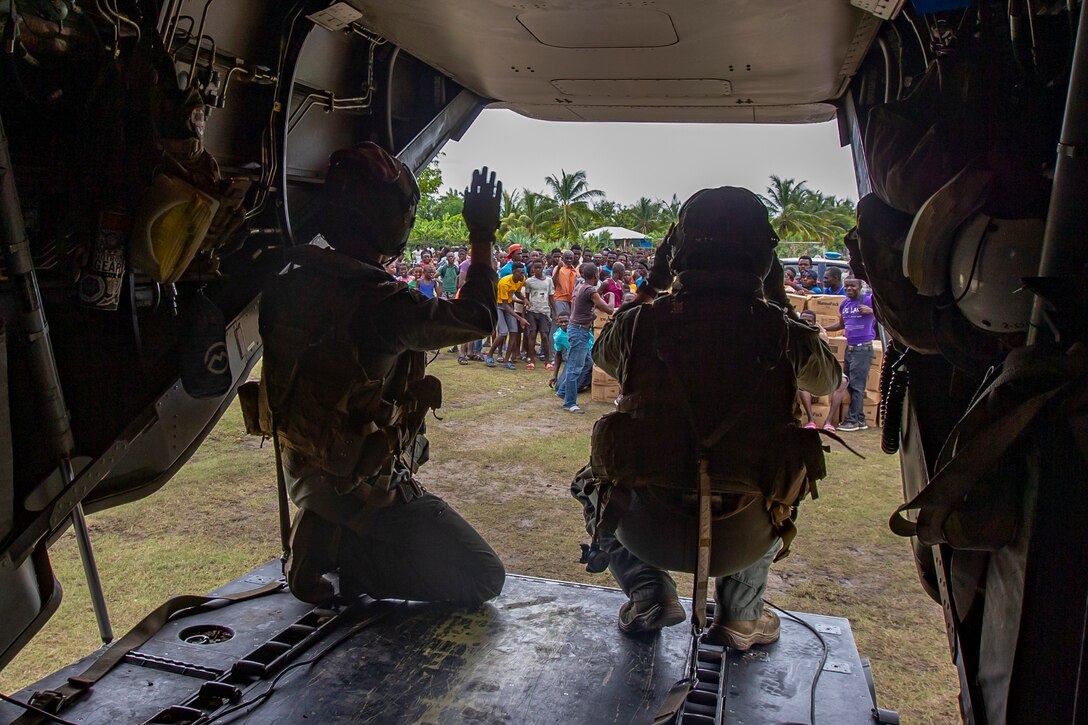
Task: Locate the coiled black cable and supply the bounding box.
[879,344,910,454]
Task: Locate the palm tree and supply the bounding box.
[763,176,826,242]
[625,197,664,234]
[501,188,523,219]
[522,191,557,238]
[545,169,604,239]
[665,194,681,224]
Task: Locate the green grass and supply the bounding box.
[0,356,959,723]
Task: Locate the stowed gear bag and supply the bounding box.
[590,294,827,562]
[890,343,1088,550]
[249,245,441,490]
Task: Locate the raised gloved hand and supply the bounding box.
[462,166,502,239]
[646,224,676,291]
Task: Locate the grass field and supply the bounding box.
[0,356,959,722]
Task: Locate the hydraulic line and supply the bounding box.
[386,45,400,152]
[1028,0,1088,344]
[187,0,217,89]
[0,113,114,644]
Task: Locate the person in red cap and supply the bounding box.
[498,243,523,277]
[260,143,506,606]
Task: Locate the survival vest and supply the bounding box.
[253,246,441,491]
[589,290,827,560]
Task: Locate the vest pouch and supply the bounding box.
[591,411,695,485]
[237,381,271,437]
[273,355,385,479]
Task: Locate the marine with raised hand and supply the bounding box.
[259,144,506,605]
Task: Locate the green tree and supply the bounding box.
[415,158,444,220]
[592,199,621,225]
[623,197,664,234]
[522,191,557,238]
[665,194,681,224]
[763,176,857,252]
[503,227,541,248]
[763,176,827,242]
[544,169,604,239]
[430,188,464,221]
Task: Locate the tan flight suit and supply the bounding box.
[260,244,504,604]
[573,269,840,618]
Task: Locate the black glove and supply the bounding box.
[647,224,676,291]
[462,166,502,237]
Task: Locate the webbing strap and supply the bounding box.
[16,580,285,723]
[652,677,694,725]
[271,413,292,559]
[692,458,712,632]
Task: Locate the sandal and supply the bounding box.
[504,361,515,370]
[526,362,536,371]
[458,356,469,365]
[486,357,496,367]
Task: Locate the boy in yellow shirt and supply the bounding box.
[487,262,528,369]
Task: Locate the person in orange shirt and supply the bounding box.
[552,250,578,318]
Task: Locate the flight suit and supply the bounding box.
[574,269,840,618]
[260,244,504,605]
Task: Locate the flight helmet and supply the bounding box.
[321,142,421,259]
[670,187,779,277]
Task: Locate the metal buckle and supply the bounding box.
[28,689,65,712]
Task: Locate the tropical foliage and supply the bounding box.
[762,175,856,254]
[409,165,855,254]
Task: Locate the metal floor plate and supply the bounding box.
[2,562,882,724]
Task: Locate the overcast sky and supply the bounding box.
[436,109,860,208]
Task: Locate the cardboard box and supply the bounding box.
[591,380,621,404]
[866,366,882,394]
[593,308,612,331]
[807,295,846,315]
[841,389,881,427]
[826,337,847,362]
[815,313,841,333]
[786,293,808,312]
[592,365,616,386]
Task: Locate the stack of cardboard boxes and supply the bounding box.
[790,293,883,428]
[590,309,621,403]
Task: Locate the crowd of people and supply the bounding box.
[378,242,879,424]
[385,244,878,424]
[386,243,660,414]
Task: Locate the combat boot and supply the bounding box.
[703,607,780,650]
[618,595,686,635]
[285,509,340,603]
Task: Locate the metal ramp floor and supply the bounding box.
[2,561,885,724]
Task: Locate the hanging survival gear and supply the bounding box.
[890,342,1088,550]
[242,245,441,500]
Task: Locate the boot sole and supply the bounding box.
[704,626,781,651]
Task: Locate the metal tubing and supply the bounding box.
[187,0,217,89]
[71,500,113,643]
[386,45,400,153]
[0,117,71,468]
[1028,1,1088,344]
[0,114,114,643]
